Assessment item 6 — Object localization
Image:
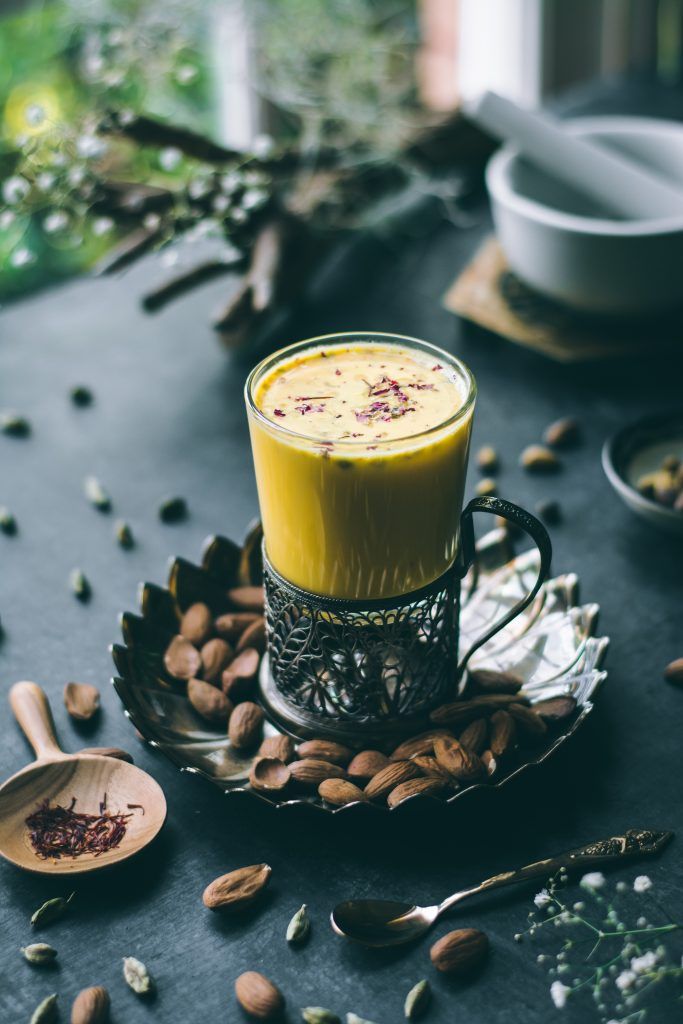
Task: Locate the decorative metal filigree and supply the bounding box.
[262,554,461,736]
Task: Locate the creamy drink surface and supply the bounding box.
[247,340,474,600]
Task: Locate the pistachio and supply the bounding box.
[29,993,57,1024]
[318,778,367,806]
[21,943,57,965]
[0,506,17,534]
[250,757,291,793]
[228,700,264,750]
[123,955,155,996]
[70,385,94,407]
[258,734,295,763]
[83,475,111,512]
[114,520,134,549]
[1,411,31,437]
[31,893,75,928]
[179,602,213,646]
[476,445,498,473]
[71,985,110,1024]
[163,634,202,680]
[200,637,234,683]
[158,496,188,523]
[346,750,390,782]
[63,682,100,721]
[430,928,489,975]
[70,568,91,602]
[187,678,232,725]
[235,970,285,1020]
[297,739,353,767]
[203,863,271,912]
[519,444,561,473]
[404,979,431,1020]
[302,1008,341,1024]
[286,903,311,944]
[543,416,580,449]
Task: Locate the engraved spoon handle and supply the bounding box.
[439,829,673,915]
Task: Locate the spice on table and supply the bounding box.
[520,444,561,472]
[286,903,311,944]
[302,1009,342,1024]
[637,454,683,511]
[0,411,31,437]
[64,682,100,721]
[123,955,155,997]
[31,892,75,928]
[26,798,132,860]
[347,1014,379,1024]
[202,863,272,912]
[475,476,497,497]
[29,992,58,1024]
[235,970,285,1021]
[21,943,58,965]
[83,476,112,512]
[476,445,498,473]
[70,568,91,602]
[404,979,431,1020]
[158,495,188,522]
[543,416,581,449]
[0,506,17,534]
[429,927,489,975]
[71,985,110,1024]
[114,520,134,549]
[664,657,683,686]
[70,385,94,407]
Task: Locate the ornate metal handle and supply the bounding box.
[457,495,552,676]
[441,829,673,913]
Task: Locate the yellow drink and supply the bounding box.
[246,333,475,600]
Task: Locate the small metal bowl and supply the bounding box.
[111,524,608,816]
[602,413,683,536]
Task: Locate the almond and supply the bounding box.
[179,602,213,646]
[508,702,547,739]
[222,647,261,701]
[228,701,264,750]
[63,682,100,721]
[430,693,523,726]
[390,729,452,761]
[481,749,497,776]
[187,678,232,725]
[203,863,271,912]
[458,717,488,754]
[227,585,265,611]
[215,611,261,641]
[200,637,234,684]
[235,970,284,1021]
[236,617,266,654]
[532,695,577,722]
[164,634,202,680]
[467,668,522,694]
[318,778,367,806]
[430,928,489,975]
[79,746,134,763]
[258,734,295,763]
[411,755,453,784]
[297,739,353,767]
[289,759,346,788]
[364,760,421,801]
[387,776,446,808]
[347,749,390,782]
[434,736,484,783]
[249,757,290,793]
[489,709,516,758]
[664,657,683,686]
[71,985,110,1024]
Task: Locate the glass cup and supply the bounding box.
[245,331,477,601]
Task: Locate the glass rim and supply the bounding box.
[244,331,477,449]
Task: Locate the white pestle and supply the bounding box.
[466,90,683,221]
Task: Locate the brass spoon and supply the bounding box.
[331,828,673,947]
[0,681,167,875]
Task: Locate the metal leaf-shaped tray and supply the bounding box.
[112,523,608,816]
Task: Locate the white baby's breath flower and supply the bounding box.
[631,951,657,974]
[0,210,16,228]
[36,172,55,191]
[637,916,648,927]
[534,889,551,908]
[573,901,585,912]
[212,194,230,213]
[175,63,197,84]
[76,134,105,159]
[92,217,113,236]
[143,213,161,231]
[580,872,606,891]
[252,133,274,157]
[25,103,45,127]
[616,881,628,893]
[633,875,652,893]
[616,970,636,991]
[10,247,34,267]
[43,210,69,233]
[67,166,85,187]
[2,175,30,205]
[550,981,570,1009]
[159,147,182,172]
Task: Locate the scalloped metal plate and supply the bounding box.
[111,524,608,816]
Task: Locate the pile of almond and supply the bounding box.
[163,597,577,809]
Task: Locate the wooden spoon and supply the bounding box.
[0,681,166,875]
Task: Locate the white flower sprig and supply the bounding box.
[514,871,682,1023]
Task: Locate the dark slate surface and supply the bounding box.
[2,115,683,1024]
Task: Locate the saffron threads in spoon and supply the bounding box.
[25,796,136,859]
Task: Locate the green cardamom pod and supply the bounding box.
[0,411,31,437]
[158,496,188,523]
[31,892,75,928]
[84,475,111,511]
[70,385,94,407]
[115,520,134,549]
[21,943,58,965]
[404,979,431,1020]
[347,1014,379,1024]
[0,506,17,535]
[286,904,310,944]
[301,1008,341,1024]
[123,955,155,996]
[29,993,58,1024]
[69,569,91,602]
